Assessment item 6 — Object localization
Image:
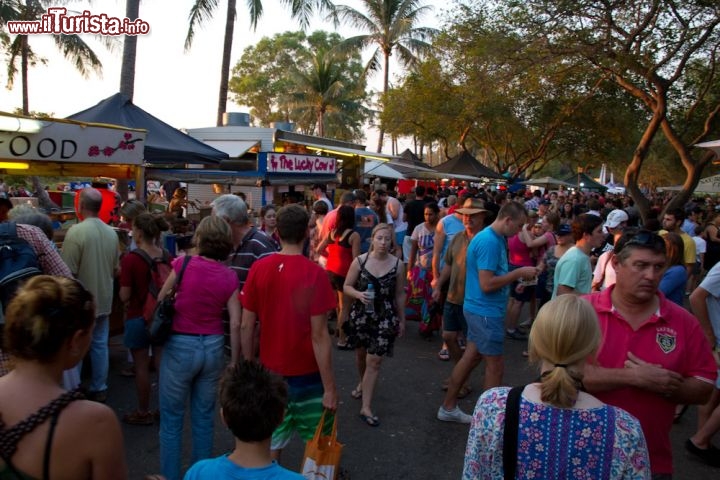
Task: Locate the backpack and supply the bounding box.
[0,222,42,315]
[130,248,173,324]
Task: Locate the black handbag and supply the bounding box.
[148,255,191,344]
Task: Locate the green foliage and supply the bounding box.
[229,31,369,141]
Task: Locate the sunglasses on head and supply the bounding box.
[614,229,664,254]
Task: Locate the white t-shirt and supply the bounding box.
[693,235,707,263]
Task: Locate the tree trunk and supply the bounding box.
[30,176,59,211]
[376,51,391,152]
[216,0,237,126]
[119,0,140,102]
[624,111,664,224]
[21,35,29,115]
[117,0,141,202]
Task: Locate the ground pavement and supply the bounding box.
[106,323,718,479]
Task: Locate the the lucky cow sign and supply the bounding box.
[265,152,337,175]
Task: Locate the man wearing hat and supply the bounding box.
[437,202,538,423]
[593,209,629,258]
[432,198,487,373]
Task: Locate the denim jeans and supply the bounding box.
[159,334,225,480]
[87,314,109,392]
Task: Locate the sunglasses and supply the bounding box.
[614,229,664,254]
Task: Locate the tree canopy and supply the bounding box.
[229,31,369,142]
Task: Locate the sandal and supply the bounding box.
[359,413,380,427]
[351,388,362,399]
[457,385,473,399]
[123,410,154,426]
[437,348,450,361]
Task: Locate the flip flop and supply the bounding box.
[359,413,380,427]
[351,388,362,399]
[457,385,473,399]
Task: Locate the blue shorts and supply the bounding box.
[443,302,467,335]
[464,310,504,356]
[123,316,151,350]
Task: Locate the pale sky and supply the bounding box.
[0,0,447,152]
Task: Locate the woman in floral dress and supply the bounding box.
[463,295,650,479]
[344,223,406,427]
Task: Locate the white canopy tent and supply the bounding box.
[364,160,405,179]
[697,140,720,157]
[658,174,720,194]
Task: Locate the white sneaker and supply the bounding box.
[437,406,472,424]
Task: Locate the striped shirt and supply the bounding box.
[16,224,72,278]
[229,226,278,290]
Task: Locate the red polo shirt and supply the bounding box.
[584,286,717,475]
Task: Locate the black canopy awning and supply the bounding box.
[67,93,228,165]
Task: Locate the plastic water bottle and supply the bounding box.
[365,283,375,314]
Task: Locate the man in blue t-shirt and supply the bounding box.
[184,361,305,479]
[438,202,538,424]
[353,189,379,253]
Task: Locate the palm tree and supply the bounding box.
[119,0,140,101]
[331,0,436,152]
[185,0,334,127]
[2,0,105,115]
[288,45,369,139]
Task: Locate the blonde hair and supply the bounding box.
[4,276,95,362]
[528,295,601,408]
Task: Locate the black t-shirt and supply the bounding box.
[405,198,432,234]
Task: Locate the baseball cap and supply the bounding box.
[604,209,629,229]
[540,199,551,206]
[556,224,572,236]
[455,198,488,215]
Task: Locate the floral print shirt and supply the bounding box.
[463,387,650,480]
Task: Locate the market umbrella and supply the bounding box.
[696,140,720,157]
[521,176,575,188]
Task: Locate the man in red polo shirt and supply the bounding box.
[583,229,717,478]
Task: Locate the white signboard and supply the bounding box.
[0,120,146,165]
[265,152,337,175]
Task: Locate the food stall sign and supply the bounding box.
[264,152,337,175]
[0,120,146,165]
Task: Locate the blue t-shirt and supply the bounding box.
[659,265,687,306]
[184,455,304,479]
[354,207,379,254]
[464,226,509,317]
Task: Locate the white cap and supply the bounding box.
[604,209,629,229]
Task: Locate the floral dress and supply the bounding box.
[463,387,650,480]
[344,255,401,357]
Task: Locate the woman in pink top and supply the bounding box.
[157,216,240,480]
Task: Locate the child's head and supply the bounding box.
[219,360,288,443]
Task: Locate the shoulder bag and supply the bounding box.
[147,255,191,345]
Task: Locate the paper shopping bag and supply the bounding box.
[301,410,343,480]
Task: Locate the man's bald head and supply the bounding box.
[79,188,103,215]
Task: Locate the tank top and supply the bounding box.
[325,229,354,277]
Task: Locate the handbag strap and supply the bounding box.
[169,255,192,297]
[503,385,524,480]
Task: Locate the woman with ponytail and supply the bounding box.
[463,295,650,479]
[0,276,127,479]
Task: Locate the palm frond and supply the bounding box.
[52,34,102,78]
[185,0,221,50]
[245,0,263,29]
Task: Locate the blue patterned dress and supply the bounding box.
[463,386,650,480]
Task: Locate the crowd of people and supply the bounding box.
[1,181,720,479]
